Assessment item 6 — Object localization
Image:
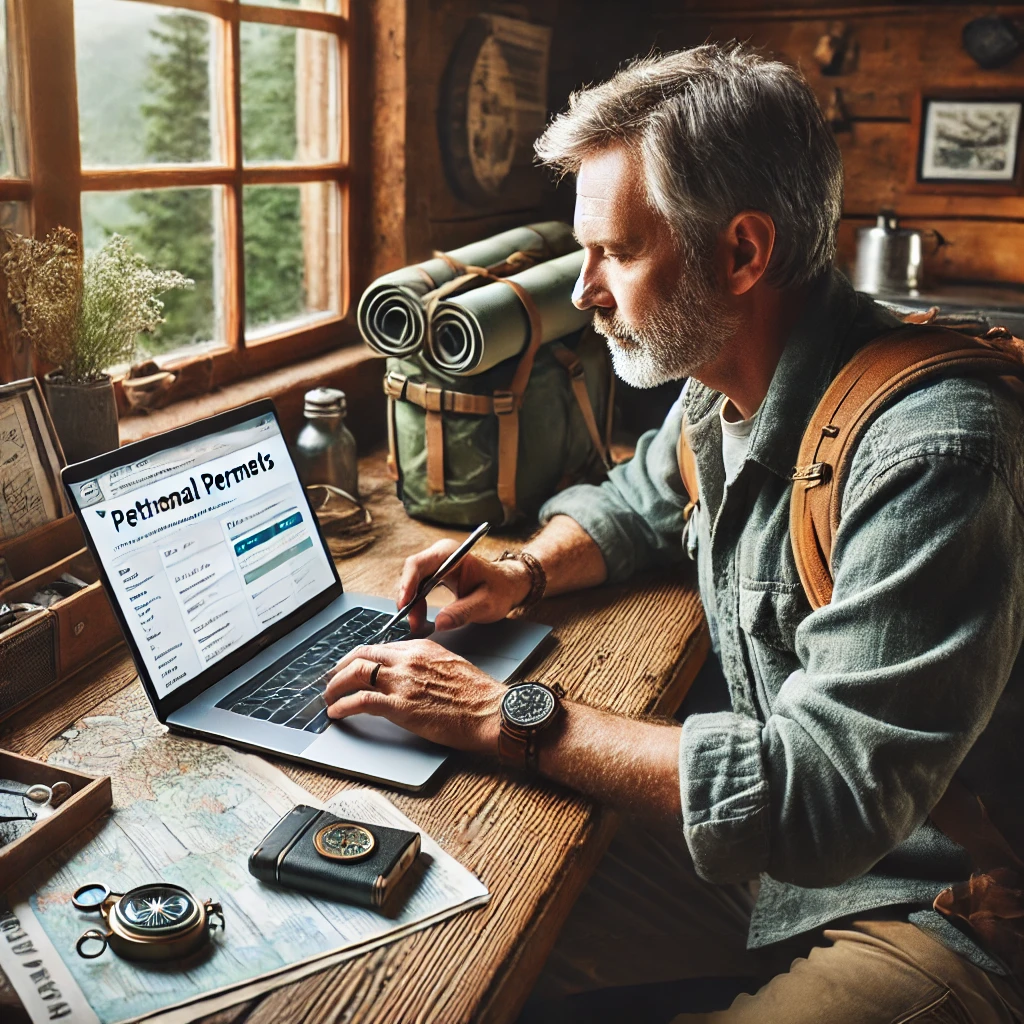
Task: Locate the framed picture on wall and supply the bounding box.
[912,93,1023,193]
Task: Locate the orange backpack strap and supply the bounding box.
[790,325,1024,609]
[676,426,700,522]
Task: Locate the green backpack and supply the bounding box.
[384,326,614,527]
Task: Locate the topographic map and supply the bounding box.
[0,708,488,1024]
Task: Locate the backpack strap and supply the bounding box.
[550,344,613,472]
[676,427,700,522]
[790,325,1024,609]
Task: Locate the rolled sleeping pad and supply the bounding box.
[426,250,592,376]
[357,221,578,357]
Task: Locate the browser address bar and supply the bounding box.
[102,416,277,500]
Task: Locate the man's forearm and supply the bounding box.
[536,700,682,820]
[522,514,608,597]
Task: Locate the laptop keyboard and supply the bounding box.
[216,607,410,734]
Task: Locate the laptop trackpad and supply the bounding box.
[302,714,446,789]
[429,619,550,683]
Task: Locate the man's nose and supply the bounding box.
[572,260,612,311]
[571,271,590,309]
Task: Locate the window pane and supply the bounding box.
[76,0,218,167]
[241,1,341,13]
[243,182,340,336]
[0,1,27,178]
[241,22,339,164]
[0,201,29,235]
[82,187,223,357]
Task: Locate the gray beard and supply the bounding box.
[591,264,739,389]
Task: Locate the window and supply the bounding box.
[0,0,351,392]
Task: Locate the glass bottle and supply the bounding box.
[292,388,358,495]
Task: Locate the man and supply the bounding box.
[325,45,1024,1021]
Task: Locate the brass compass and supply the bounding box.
[313,821,376,861]
[73,881,224,962]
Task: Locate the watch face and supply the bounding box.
[502,683,556,728]
[114,884,199,936]
[314,822,376,861]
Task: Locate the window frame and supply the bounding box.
[1,0,358,397]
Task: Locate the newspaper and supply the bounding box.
[0,711,489,1024]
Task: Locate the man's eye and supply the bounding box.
[606,253,631,264]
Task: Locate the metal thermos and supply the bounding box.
[853,211,944,296]
[293,388,358,495]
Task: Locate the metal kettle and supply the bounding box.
[853,211,945,296]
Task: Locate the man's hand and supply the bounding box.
[323,639,506,754]
[398,540,531,634]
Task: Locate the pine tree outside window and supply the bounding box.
[0,0,350,394]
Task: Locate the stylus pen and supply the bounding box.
[365,521,492,645]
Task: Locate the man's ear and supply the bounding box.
[720,211,776,296]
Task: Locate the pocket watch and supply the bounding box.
[73,881,225,962]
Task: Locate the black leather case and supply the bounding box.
[248,804,421,909]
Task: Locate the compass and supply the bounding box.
[73,881,224,962]
[314,821,376,862]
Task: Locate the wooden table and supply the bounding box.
[0,449,708,1024]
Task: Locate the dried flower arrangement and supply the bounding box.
[0,226,194,463]
[1,226,193,384]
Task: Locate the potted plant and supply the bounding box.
[1,226,192,464]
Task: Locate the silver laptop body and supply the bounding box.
[62,400,551,790]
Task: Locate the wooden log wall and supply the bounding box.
[369,1,660,269]
[650,2,1024,288]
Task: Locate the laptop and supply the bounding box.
[62,400,551,790]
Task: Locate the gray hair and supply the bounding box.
[534,44,843,289]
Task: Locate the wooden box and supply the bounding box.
[0,380,124,722]
[0,517,123,721]
[0,747,112,891]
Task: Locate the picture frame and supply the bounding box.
[911,91,1024,195]
[0,377,69,543]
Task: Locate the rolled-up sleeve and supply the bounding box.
[539,391,690,582]
[680,443,1024,886]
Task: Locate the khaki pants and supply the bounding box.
[528,819,1024,1023]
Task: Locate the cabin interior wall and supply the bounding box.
[383,1,1024,284]
[643,1,1024,288]
[371,2,1024,434]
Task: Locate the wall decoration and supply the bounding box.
[439,15,552,206]
[813,21,857,76]
[913,94,1023,194]
[961,16,1021,70]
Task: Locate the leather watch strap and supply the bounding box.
[498,682,565,773]
[497,723,529,772]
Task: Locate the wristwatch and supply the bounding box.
[498,681,565,773]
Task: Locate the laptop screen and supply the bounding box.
[67,410,337,699]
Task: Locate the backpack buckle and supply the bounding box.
[383,372,408,399]
[564,359,586,381]
[423,385,444,413]
[791,462,831,487]
[492,391,516,415]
